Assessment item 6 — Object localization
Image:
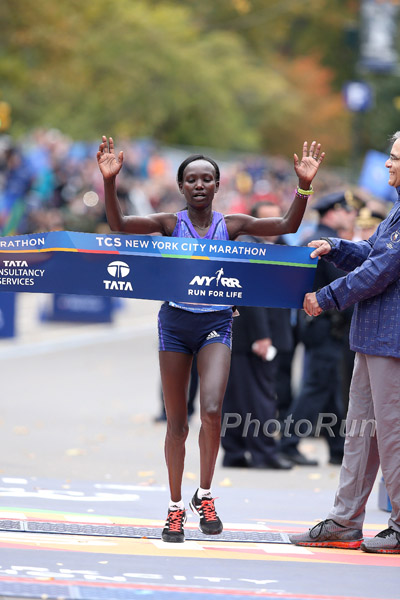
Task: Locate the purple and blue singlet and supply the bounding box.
[169,210,232,313]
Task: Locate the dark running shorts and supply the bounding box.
[158,302,233,354]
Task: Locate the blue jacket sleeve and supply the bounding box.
[322,236,375,272]
[317,221,400,311]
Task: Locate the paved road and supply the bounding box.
[0,293,397,600]
[1,293,329,488]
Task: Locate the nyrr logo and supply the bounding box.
[188,267,243,300]
[103,260,133,291]
[189,267,242,289]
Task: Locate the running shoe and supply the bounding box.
[189,490,223,535]
[161,508,186,543]
[289,519,363,549]
[361,527,400,554]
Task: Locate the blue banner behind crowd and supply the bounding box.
[0,231,317,308]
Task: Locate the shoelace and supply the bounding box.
[377,528,400,542]
[309,519,334,539]
[200,498,218,522]
[166,510,185,532]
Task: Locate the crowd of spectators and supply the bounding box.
[0,128,390,244]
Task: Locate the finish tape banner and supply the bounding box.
[0,231,317,308]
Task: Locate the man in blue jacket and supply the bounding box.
[290,131,400,554]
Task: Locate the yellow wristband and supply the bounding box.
[296,185,314,196]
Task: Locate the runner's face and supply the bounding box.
[180,160,219,208]
[386,139,400,188]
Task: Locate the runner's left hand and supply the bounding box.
[294,141,325,188]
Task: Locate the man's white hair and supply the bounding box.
[390,131,400,143]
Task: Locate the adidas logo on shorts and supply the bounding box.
[206,330,220,340]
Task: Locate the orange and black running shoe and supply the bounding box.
[161,508,186,543]
[189,490,223,535]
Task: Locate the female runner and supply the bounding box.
[97,136,325,542]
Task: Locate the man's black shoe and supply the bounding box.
[253,455,293,470]
[222,456,250,468]
[153,412,167,423]
[281,451,319,467]
[329,455,344,465]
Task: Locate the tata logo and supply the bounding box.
[189,268,242,289]
[104,260,133,291]
[107,261,130,278]
[3,260,28,267]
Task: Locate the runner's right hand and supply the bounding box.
[96,136,124,179]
